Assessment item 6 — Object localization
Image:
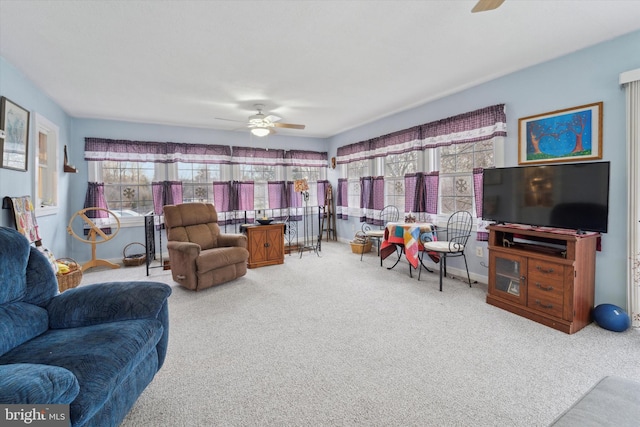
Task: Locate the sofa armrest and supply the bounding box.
[47,281,171,329]
[167,241,201,257]
[218,233,248,249]
[0,363,79,404]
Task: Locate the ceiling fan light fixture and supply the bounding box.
[251,127,271,137]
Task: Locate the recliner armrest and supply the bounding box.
[167,241,201,257]
[217,233,247,249]
[47,282,171,329]
[0,363,79,404]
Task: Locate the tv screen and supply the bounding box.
[482,161,610,233]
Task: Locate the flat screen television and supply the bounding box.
[482,161,610,233]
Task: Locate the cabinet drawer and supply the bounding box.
[528,283,563,318]
[528,260,564,283]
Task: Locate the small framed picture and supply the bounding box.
[0,96,30,172]
[507,279,520,296]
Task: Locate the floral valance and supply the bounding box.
[336,104,506,164]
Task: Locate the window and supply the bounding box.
[347,159,369,214]
[179,163,221,203]
[439,139,495,215]
[33,114,58,216]
[236,164,276,210]
[290,165,325,206]
[102,161,155,217]
[384,152,418,214]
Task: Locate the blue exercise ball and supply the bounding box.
[593,304,630,332]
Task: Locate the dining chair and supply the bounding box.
[418,210,473,291]
[361,205,400,263]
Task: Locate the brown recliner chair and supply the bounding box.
[163,203,249,291]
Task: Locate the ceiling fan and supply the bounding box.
[471,0,505,13]
[216,104,306,137]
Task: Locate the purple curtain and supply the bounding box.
[336,140,371,165]
[212,181,233,225]
[405,173,418,216]
[336,105,505,164]
[405,173,427,220]
[360,176,384,225]
[285,150,328,168]
[83,182,111,234]
[360,177,373,223]
[287,181,303,221]
[231,146,286,166]
[85,138,231,164]
[234,181,255,223]
[425,171,439,215]
[337,178,348,220]
[152,181,183,215]
[317,180,330,206]
[372,176,385,226]
[473,168,488,241]
[420,104,507,148]
[268,181,288,220]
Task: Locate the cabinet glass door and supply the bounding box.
[490,252,526,305]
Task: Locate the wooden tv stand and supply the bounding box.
[486,224,599,334]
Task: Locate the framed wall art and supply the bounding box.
[0,96,30,171]
[518,102,603,165]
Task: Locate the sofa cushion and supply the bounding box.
[0,302,49,356]
[197,246,249,272]
[0,363,79,404]
[0,227,31,304]
[0,319,164,425]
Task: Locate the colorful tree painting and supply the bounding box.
[519,102,602,164]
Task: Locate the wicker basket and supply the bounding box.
[350,231,372,254]
[123,242,146,266]
[350,240,372,254]
[56,258,82,292]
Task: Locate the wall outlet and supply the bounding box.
[476,247,483,257]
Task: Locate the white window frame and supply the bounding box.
[33,113,58,217]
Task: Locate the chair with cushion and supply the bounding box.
[163,202,249,291]
[361,205,400,264]
[0,226,171,427]
[418,210,473,291]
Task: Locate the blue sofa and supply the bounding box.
[0,226,171,426]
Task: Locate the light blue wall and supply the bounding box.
[2,29,639,307]
[0,57,74,258]
[327,29,640,307]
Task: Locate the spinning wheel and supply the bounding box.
[67,207,121,271]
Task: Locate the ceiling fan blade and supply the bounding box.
[471,0,505,13]
[264,115,282,123]
[273,122,305,130]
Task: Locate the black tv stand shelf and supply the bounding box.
[486,224,600,334]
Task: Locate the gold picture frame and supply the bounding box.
[518,102,603,165]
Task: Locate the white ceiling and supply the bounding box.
[1,0,640,139]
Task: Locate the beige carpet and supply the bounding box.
[82,241,640,427]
